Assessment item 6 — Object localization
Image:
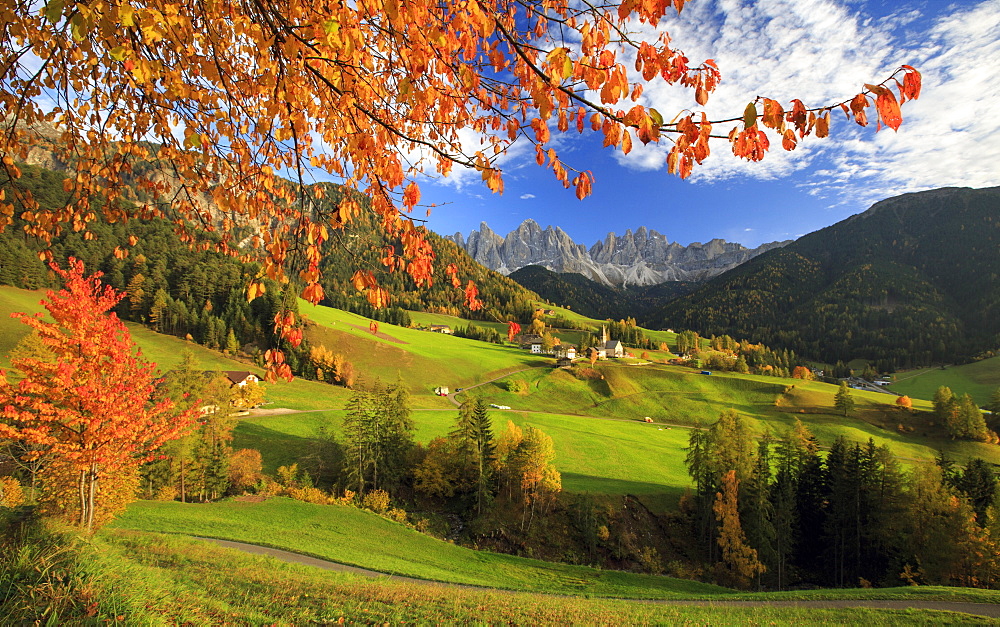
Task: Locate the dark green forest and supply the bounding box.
[647,187,1000,369]
[508,265,696,320]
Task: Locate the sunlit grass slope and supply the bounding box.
[111,497,730,599]
[298,299,548,393]
[890,357,1000,406]
[25,525,986,624]
[0,285,248,372]
[236,363,1000,512]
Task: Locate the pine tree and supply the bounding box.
[472,399,496,513]
[834,381,855,417]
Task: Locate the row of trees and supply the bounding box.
[297,387,563,536]
[933,386,996,442]
[686,411,1000,590]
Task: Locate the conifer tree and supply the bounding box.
[834,381,855,417]
[714,470,766,589]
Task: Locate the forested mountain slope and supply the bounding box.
[509,265,696,320]
[645,186,1000,369]
[0,164,542,343]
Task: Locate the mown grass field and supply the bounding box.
[298,299,548,394]
[110,497,729,599]
[11,520,994,625]
[890,357,1000,406]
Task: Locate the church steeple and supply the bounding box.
[601,324,608,345]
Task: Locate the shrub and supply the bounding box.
[637,546,662,574]
[504,379,528,393]
[289,486,330,505]
[337,489,356,506]
[276,464,300,488]
[154,485,178,502]
[362,489,390,514]
[0,477,25,508]
[387,507,407,523]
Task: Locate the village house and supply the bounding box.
[428,324,454,334]
[555,344,577,360]
[223,371,260,387]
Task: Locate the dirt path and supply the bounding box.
[196,537,1000,619]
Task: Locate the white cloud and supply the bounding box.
[603,0,1000,204]
[744,227,753,231]
[520,193,536,199]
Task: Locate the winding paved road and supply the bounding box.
[197,537,1000,619]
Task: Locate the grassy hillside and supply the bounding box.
[0,285,251,372]
[111,497,728,598]
[7,283,997,516]
[890,357,1000,406]
[299,299,548,394]
[10,521,994,624]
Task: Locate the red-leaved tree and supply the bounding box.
[0,258,197,531]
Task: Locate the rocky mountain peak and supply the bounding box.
[445,219,791,286]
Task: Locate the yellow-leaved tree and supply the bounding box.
[1,0,920,378]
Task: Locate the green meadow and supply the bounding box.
[890,357,1000,406]
[225,299,1000,513]
[110,497,729,599]
[6,284,998,515]
[298,298,549,395]
[8,520,994,625]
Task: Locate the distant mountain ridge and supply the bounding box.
[446,219,789,287]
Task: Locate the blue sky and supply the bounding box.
[417,0,1000,249]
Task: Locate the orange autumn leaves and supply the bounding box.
[1,0,920,380]
[0,259,197,530]
[721,65,922,165]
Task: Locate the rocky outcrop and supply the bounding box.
[446,220,790,286]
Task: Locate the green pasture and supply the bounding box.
[234,362,1000,509]
[0,286,48,367]
[890,357,1000,406]
[13,526,988,625]
[0,285,252,373]
[299,299,548,393]
[111,497,730,599]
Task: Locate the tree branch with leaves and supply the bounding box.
[1,0,920,380]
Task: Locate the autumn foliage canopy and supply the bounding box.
[0,259,197,530]
[0,0,919,378]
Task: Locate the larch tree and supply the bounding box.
[0,258,197,531]
[1,0,921,380]
[713,469,765,589]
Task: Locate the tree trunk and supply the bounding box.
[85,463,97,532]
[78,469,87,528]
